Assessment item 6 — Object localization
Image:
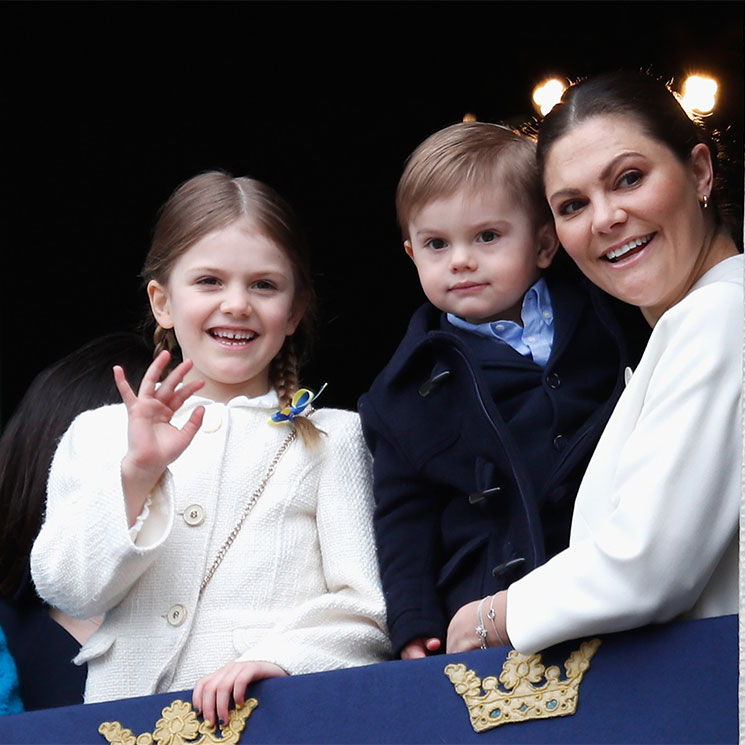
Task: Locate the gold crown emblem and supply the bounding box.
[98,698,258,745]
[444,638,601,731]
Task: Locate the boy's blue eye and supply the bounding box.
[477,230,499,243]
[426,238,447,250]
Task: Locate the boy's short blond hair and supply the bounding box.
[396,122,551,240]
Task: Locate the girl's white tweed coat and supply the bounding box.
[31,390,391,703]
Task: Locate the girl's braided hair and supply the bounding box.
[143,170,322,446]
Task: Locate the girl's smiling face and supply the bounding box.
[543,114,717,325]
[147,219,303,402]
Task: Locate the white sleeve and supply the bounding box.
[506,281,742,654]
[30,405,175,619]
[240,414,392,673]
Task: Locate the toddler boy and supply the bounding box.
[359,122,644,658]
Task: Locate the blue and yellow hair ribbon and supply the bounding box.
[270,383,328,424]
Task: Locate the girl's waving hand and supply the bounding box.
[114,350,205,525]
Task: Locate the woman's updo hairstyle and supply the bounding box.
[536,70,741,246]
[142,170,321,445]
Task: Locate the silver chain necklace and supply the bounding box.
[199,427,298,595]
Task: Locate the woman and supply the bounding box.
[447,71,742,655]
[0,332,152,710]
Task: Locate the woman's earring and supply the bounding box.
[700,194,709,210]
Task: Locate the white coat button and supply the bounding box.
[624,366,634,386]
[167,604,187,626]
[183,504,206,526]
[201,407,223,433]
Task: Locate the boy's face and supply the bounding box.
[404,184,557,325]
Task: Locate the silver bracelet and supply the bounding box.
[487,593,506,646]
[476,596,489,649]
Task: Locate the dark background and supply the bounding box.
[2,0,743,422]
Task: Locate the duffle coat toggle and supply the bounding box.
[418,369,451,397]
[492,557,527,579]
[468,486,502,505]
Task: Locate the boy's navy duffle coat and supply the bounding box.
[358,267,647,656]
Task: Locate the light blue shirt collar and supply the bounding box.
[446,277,554,366]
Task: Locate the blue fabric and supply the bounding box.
[0,614,736,743]
[447,277,555,366]
[0,626,23,717]
[0,573,86,711]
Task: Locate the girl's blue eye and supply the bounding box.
[197,276,220,285]
[254,280,276,290]
[425,238,447,251]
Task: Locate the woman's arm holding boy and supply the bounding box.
[449,285,741,654]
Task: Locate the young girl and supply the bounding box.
[30,172,391,726]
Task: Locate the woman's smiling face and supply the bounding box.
[543,113,715,325]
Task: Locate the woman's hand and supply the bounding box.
[446,599,482,654]
[400,637,442,659]
[446,592,510,653]
[192,660,287,729]
[114,350,205,525]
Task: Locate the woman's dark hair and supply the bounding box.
[0,332,152,597]
[536,70,741,244]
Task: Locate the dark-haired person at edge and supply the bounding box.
[0,332,152,711]
[447,71,742,654]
